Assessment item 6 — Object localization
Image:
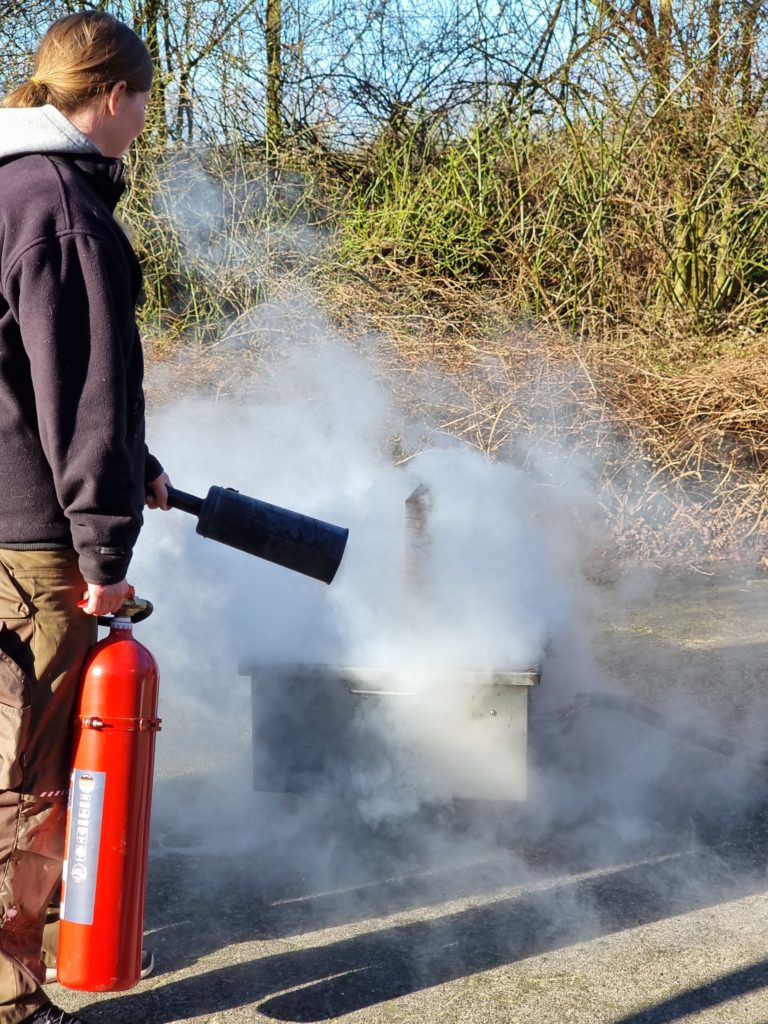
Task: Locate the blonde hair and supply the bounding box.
[1,11,152,113]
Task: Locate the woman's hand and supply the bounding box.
[146,471,171,510]
[81,580,133,616]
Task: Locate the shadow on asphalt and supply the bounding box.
[610,960,768,1023]
[80,798,768,1023]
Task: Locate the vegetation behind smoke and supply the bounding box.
[4,0,768,560]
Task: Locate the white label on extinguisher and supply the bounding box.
[60,769,106,926]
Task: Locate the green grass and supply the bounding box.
[329,103,768,342]
[122,93,768,357]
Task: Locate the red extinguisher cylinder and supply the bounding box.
[57,618,160,991]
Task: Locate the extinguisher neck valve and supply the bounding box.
[110,617,133,632]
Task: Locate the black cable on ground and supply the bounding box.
[532,691,768,770]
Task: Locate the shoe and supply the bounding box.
[44,947,154,985]
[22,1004,90,1023]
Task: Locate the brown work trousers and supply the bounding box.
[0,550,95,1024]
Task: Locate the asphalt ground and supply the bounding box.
[52,567,768,1024]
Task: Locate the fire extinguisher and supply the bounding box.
[57,593,160,991]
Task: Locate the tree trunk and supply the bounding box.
[265,0,283,152]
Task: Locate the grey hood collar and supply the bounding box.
[0,104,101,161]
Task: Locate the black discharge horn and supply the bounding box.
[166,485,349,584]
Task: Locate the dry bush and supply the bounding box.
[320,273,768,567]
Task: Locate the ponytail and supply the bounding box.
[1,11,152,113]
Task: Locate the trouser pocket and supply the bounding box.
[0,636,30,790]
[0,560,33,791]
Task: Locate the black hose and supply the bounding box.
[533,691,768,770]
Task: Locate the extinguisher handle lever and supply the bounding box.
[97,597,154,627]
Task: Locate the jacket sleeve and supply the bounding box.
[6,232,147,584]
[145,446,164,484]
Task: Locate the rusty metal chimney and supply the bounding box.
[404,483,433,593]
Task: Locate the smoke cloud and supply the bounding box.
[135,306,586,849]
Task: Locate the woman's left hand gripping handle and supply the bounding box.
[78,580,134,616]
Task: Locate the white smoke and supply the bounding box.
[153,151,321,302]
[130,299,600,864]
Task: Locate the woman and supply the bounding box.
[0,12,169,1023]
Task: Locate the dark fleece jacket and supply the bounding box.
[0,124,161,584]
